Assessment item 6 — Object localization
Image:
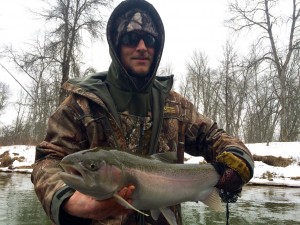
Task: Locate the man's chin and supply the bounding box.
[128,69,150,78]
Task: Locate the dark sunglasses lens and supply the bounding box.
[143,34,156,47]
[121,33,139,46]
[121,33,156,48]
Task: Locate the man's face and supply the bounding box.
[119,32,156,76]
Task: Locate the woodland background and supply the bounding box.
[0,0,299,145]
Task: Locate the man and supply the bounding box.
[31,0,254,225]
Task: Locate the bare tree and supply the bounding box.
[38,0,112,103]
[1,0,112,144]
[0,0,112,142]
[180,51,220,122]
[217,41,248,137]
[284,49,300,140]
[187,51,207,112]
[0,91,31,145]
[0,82,9,114]
[157,62,174,76]
[226,0,300,141]
[178,76,190,100]
[243,48,280,143]
[4,36,62,142]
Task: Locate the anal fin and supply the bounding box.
[160,207,177,225]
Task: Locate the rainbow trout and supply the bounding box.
[59,148,223,225]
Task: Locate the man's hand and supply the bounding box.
[63,185,135,221]
[213,151,251,203]
[215,167,243,203]
[216,167,243,193]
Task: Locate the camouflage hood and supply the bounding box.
[105,0,166,116]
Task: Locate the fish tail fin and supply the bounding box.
[202,187,224,212]
[113,193,149,217]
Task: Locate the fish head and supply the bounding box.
[59,149,124,200]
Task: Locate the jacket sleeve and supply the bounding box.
[193,123,253,183]
[31,95,92,225]
[176,93,254,183]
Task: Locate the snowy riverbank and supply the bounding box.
[1,142,300,187]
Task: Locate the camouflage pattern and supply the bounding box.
[31,86,253,225]
[31,0,253,224]
[114,10,159,47]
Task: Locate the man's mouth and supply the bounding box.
[133,57,149,60]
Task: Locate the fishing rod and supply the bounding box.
[0,62,35,101]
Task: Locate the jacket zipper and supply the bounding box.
[138,117,146,152]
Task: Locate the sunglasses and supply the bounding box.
[120,32,156,48]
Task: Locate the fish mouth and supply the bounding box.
[59,162,115,199]
[60,171,83,183]
[60,163,84,182]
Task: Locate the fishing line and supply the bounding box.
[226,202,230,225]
[219,188,240,225]
[0,62,36,102]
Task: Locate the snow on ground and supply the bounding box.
[0,145,35,173]
[246,142,300,158]
[245,142,300,187]
[1,142,300,187]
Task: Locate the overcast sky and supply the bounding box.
[92,0,230,74]
[0,0,236,124]
[0,0,232,80]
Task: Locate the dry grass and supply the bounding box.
[261,172,300,181]
[261,171,276,181]
[253,154,294,167]
[0,151,26,168]
[0,151,14,167]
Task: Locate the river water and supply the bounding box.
[1,172,300,225]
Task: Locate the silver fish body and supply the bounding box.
[60,148,223,225]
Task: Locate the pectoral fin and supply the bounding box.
[113,194,149,217]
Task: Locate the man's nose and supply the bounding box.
[136,39,147,51]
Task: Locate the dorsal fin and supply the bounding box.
[150,152,177,163]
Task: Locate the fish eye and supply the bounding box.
[90,163,98,171]
[82,161,99,171]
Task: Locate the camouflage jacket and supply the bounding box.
[31,73,253,225]
[31,1,253,224]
